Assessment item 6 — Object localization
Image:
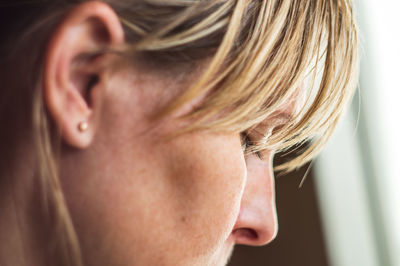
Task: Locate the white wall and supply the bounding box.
[315,1,400,265]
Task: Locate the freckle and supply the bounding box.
[181,216,186,223]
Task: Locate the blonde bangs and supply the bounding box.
[116,0,359,172]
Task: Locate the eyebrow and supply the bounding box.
[251,112,293,138]
[267,112,294,126]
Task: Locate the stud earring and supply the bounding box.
[78,121,88,132]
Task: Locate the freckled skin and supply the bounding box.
[59,59,301,266]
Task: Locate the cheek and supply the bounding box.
[61,129,247,264]
[153,132,247,249]
[61,68,247,264]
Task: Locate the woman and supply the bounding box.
[0,0,358,265]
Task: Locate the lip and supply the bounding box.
[222,240,236,266]
[227,230,236,241]
[225,233,236,252]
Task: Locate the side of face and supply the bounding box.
[42,2,289,266]
[59,58,244,265]
[59,60,280,266]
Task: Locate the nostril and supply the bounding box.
[232,225,277,246]
[232,228,258,242]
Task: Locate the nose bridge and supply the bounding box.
[232,154,278,246]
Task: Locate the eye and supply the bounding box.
[240,132,263,159]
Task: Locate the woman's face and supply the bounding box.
[57,57,305,266]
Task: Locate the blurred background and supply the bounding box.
[229,0,400,265]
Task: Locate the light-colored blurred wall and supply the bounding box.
[315,1,400,266]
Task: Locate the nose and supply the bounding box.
[231,153,278,246]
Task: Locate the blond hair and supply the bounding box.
[109,0,358,172]
[0,0,358,265]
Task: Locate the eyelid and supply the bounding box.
[241,112,293,158]
[253,113,294,143]
[251,127,273,145]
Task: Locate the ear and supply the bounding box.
[43,1,124,148]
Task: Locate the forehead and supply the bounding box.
[138,53,309,135]
[177,81,308,131]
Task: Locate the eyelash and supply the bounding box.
[240,133,263,159]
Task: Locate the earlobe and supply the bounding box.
[43,1,124,149]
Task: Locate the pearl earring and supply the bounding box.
[78,121,88,132]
